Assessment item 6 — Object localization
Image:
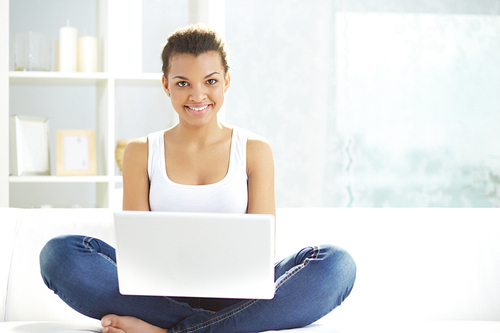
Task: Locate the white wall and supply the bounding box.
[224,0,500,208]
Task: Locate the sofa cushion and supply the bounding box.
[4,208,115,325]
[0,321,102,332]
[1,320,500,333]
[275,208,500,322]
[2,207,500,330]
[0,208,21,322]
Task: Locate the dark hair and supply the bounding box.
[161,24,229,77]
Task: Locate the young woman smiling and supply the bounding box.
[40,25,356,333]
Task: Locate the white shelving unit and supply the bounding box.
[2,0,147,209]
[1,0,226,208]
[7,71,160,208]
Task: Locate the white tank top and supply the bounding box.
[148,127,249,213]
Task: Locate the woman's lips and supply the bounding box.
[185,104,211,116]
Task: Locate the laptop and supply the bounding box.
[113,211,276,299]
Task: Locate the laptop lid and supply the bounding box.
[114,211,275,299]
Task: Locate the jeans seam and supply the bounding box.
[275,245,318,289]
[172,246,320,333]
[83,237,117,267]
[82,236,94,251]
[173,299,259,333]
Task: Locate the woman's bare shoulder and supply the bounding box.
[125,136,148,153]
[247,132,272,156]
[123,137,148,167]
[246,132,274,174]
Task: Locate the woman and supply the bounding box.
[40,25,356,333]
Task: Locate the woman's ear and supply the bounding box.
[224,72,231,93]
[162,75,170,97]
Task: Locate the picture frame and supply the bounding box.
[56,129,97,176]
[9,115,50,176]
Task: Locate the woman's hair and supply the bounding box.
[161,24,229,77]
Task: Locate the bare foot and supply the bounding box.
[101,314,168,333]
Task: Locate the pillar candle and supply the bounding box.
[77,34,98,72]
[58,21,77,72]
[54,38,59,71]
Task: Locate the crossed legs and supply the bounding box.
[40,236,356,333]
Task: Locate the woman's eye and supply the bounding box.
[207,79,217,85]
[176,81,188,87]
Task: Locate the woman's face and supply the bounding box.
[162,51,230,128]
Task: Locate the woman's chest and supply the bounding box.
[164,141,231,186]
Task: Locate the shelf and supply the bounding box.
[9,71,109,85]
[9,71,162,86]
[9,175,117,183]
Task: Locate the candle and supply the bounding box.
[54,38,59,71]
[58,20,77,72]
[78,34,98,72]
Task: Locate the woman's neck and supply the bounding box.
[172,119,228,147]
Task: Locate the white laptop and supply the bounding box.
[114,211,275,299]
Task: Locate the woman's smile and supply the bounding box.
[185,104,212,116]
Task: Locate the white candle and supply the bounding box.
[78,34,98,72]
[54,38,59,71]
[58,21,77,72]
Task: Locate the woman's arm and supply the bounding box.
[246,136,276,256]
[246,136,276,218]
[122,138,151,211]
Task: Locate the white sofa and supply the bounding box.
[1,207,500,333]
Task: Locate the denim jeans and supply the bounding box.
[40,235,356,333]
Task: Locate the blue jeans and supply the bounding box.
[40,236,355,333]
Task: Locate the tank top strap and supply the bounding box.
[231,126,249,169]
[147,130,165,183]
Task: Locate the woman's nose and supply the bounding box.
[190,84,207,101]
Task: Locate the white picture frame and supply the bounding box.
[9,115,50,176]
[56,129,97,176]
